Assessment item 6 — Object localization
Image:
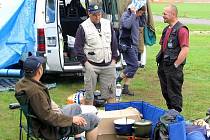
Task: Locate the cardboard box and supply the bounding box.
[97,107,142,140]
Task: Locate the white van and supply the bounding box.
[34,0,123,75]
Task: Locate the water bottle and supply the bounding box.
[116,82,122,102]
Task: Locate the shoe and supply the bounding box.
[139,64,145,68]
[122,86,134,96]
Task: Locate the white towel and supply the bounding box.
[128,0,146,11]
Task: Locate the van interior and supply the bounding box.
[59,0,119,66]
[59,0,88,66]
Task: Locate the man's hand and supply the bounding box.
[84,61,92,70]
[130,6,136,14]
[73,116,87,126]
[111,59,116,65]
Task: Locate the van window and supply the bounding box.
[46,0,55,23]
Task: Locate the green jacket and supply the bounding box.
[15,77,73,140]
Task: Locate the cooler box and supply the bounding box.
[105,101,186,140]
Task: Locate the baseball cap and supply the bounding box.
[88,3,102,14]
[23,56,46,74]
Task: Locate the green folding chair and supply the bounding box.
[10,91,72,140]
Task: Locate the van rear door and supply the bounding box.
[45,0,64,72]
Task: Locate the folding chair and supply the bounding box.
[10,91,72,140]
[9,91,41,140]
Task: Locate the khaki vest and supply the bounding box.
[81,18,112,63]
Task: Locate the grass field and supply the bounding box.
[0,2,210,140]
[151,3,210,19]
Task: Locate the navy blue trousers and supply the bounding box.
[122,46,139,78]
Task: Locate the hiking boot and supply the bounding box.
[122,85,134,96]
[122,89,134,96]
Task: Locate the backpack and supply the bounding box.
[153,114,178,140]
[153,121,169,140]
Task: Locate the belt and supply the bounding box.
[88,60,111,66]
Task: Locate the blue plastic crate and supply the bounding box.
[105,101,186,140]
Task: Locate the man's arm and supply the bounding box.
[174,46,189,66]
[174,27,189,66]
[74,25,87,65]
[30,91,73,127]
[111,25,118,63]
[121,11,136,29]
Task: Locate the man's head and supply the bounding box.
[136,5,146,17]
[23,56,46,79]
[163,4,178,24]
[88,3,102,24]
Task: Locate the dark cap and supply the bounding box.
[88,3,102,14]
[23,56,46,74]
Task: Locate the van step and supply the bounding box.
[64,62,81,66]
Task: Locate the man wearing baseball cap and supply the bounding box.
[15,56,99,140]
[74,3,118,105]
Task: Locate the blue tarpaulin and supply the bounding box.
[0,0,36,69]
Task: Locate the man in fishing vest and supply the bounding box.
[75,3,118,105]
[156,4,189,112]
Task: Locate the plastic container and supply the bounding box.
[105,101,186,140]
[187,131,206,140]
[116,82,122,102]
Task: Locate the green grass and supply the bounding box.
[151,3,210,20]
[1,22,210,139]
[1,3,210,139]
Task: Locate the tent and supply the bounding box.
[0,0,36,69]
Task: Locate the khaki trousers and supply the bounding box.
[83,62,116,101]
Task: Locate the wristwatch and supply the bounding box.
[174,63,179,68]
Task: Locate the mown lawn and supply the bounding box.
[1,3,210,140]
[151,2,210,20]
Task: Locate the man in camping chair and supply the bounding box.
[15,56,99,140]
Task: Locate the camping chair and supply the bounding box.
[10,91,72,140]
[11,91,43,140]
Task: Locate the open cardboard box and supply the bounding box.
[97,107,142,140]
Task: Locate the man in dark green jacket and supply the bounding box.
[15,56,99,140]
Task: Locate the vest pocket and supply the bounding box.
[105,33,111,43]
[86,34,98,46]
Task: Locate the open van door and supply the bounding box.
[45,0,64,72]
